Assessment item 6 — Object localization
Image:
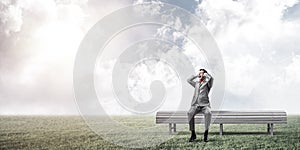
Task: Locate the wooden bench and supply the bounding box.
[156,110,287,136]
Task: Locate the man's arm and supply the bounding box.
[187,75,198,88]
[204,72,213,90]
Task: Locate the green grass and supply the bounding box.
[0,115,299,149]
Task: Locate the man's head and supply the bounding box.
[198,69,207,79]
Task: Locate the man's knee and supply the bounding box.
[187,107,196,116]
[204,108,212,116]
[206,110,212,115]
[187,111,194,120]
[187,111,193,116]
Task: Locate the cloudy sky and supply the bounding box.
[1,0,300,115]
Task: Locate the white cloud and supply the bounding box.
[0,0,23,35]
[224,54,259,96]
[196,0,300,113]
[285,55,300,84]
[1,0,300,115]
[0,0,133,115]
[245,54,300,114]
[196,0,299,41]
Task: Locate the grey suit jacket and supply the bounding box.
[187,73,213,107]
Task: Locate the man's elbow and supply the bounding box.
[187,81,195,88]
[187,79,191,83]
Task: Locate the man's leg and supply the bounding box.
[201,105,212,142]
[187,106,200,142]
[188,106,199,131]
[204,106,212,131]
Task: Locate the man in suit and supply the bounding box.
[187,69,213,142]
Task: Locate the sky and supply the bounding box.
[1,0,300,115]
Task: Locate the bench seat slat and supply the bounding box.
[156,117,287,120]
[157,119,287,123]
[156,110,287,124]
[157,116,286,118]
[158,114,286,117]
[157,112,286,116]
[157,119,286,122]
[156,118,287,121]
[156,121,287,124]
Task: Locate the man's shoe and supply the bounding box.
[189,136,196,142]
[189,130,196,142]
[203,130,209,142]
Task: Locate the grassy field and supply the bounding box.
[0,115,299,149]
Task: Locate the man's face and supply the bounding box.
[198,70,205,79]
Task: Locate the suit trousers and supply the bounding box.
[187,105,212,131]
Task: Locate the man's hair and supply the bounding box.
[199,68,207,73]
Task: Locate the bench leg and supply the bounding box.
[173,123,176,132]
[220,123,223,136]
[169,123,176,134]
[270,123,273,136]
[267,123,270,134]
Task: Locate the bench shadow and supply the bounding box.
[193,138,218,142]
